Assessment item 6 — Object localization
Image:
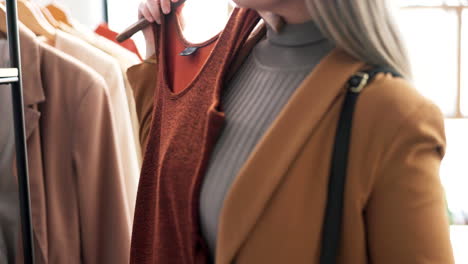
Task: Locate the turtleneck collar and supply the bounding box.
[266,20,326,47]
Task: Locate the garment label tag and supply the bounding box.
[180,47,199,56]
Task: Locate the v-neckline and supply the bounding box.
[173,6,222,48]
[159,10,234,100]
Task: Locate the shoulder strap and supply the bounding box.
[319,66,402,264]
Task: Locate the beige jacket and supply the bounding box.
[127,23,454,263]
[59,22,142,165]
[20,25,130,264]
[54,30,139,219]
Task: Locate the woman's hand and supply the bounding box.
[139,0,179,24]
[138,0,179,58]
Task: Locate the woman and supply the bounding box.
[128,0,455,263]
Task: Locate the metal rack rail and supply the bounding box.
[2,0,35,263]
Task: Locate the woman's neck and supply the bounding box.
[278,7,312,24]
[260,0,311,25]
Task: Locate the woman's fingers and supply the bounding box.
[139,2,156,56]
[139,2,154,22]
[147,0,163,24]
[160,0,172,15]
[139,0,177,25]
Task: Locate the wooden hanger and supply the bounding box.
[117,0,186,43]
[45,3,73,28]
[0,3,7,34]
[16,0,56,41]
[41,6,60,28]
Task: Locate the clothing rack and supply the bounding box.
[1,0,35,263]
[103,0,108,23]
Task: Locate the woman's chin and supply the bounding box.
[230,0,243,7]
[229,0,282,11]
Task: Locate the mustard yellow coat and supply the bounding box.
[127,23,454,264]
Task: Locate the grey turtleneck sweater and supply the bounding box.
[199,20,334,257]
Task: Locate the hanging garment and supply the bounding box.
[95,23,143,61]
[127,56,158,151]
[0,86,17,264]
[58,23,143,166]
[54,30,140,217]
[130,8,260,264]
[0,39,19,264]
[18,25,130,264]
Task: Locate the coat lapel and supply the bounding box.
[216,48,365,264]
[18,26,46,140]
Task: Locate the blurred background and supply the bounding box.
[5,0,468,262]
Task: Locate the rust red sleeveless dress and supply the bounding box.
[130,8,261,264]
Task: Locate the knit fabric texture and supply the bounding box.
[130,8,261,264]
[199,20,334,256]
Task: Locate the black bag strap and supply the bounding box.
[319,66,402,264]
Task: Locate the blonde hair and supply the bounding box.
[306,0,412,80]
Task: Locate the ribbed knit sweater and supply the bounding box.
[199,19,334,257]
